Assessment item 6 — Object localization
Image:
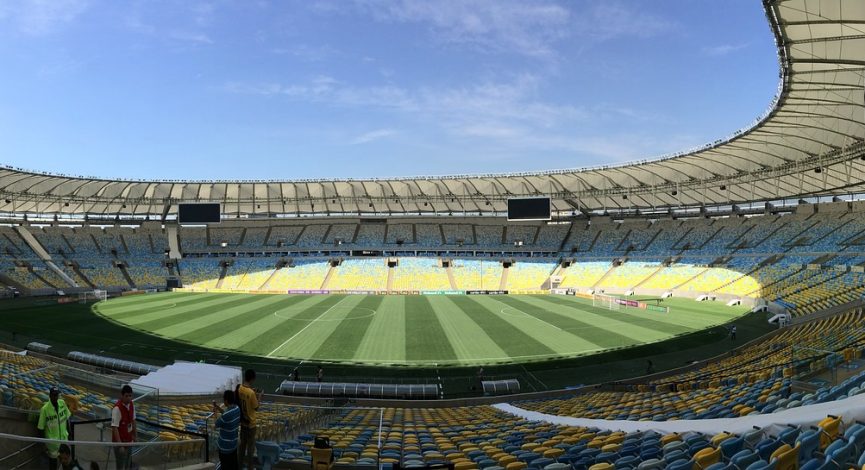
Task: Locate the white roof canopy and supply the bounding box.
[1,0,862,218]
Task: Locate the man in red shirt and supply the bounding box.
[111,385,136,470]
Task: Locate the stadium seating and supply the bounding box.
[6,209,865,317]
[559,262,611,290]
[391,258,451,290]
[267,260,330,290]
[507,261,556,290]
[519,311,865,420]
[443,224,475,245]
[452,259,504,290]
[355,224,386,246]
[325,224,358,246]
[327,259,388,290]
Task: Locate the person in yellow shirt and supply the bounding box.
[38,387,71,470]
[236,369,262,470]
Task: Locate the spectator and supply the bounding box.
[236,369,262,470]
[57,444,83,470]
[111,385,136,470]
[316,365,323,383]
[38,387,71,470]
[646,360,654,375]
[213,389,241,470]
[292,367,300,382]
[731,325,737,341]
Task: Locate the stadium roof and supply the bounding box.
[0,0,862,218]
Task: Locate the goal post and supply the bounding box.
[592,294,620,311]
[79,290,107,303]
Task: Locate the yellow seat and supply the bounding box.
[694,447,722,470]
[818,416,842,450]
[771,443,799,470]
[589,464,614,470]
[498,455,517,466]
[710,432,732,447]
[661,434,681,445]
[505,462,527,470]
[543,448,564,459]
[455,462,477,470]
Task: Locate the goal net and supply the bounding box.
[592,294,620,311]
[79,290,107,303]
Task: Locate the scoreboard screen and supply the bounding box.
[178,203,221,224]
[507,197,551,221]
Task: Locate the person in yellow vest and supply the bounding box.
[38,387,72,470]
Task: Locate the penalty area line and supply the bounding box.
[500,306,563,332]
[266,296,350,358]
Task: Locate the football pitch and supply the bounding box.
[93,292,750,366]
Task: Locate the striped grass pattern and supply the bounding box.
[94,292,749,366]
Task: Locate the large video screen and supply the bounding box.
[507,197,551,221]
[178,203,221,224]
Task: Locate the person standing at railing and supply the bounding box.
[111,385,136,470]
[236,369,262,470]
[38,386,71,470]
[212,389,241,470]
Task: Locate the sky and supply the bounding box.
[0,0,779,181]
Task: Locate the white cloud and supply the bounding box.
[580,2,676,41]
[350,129,396,144]
[272,44,338,62]
[122,1,216,46]
[0,0,89,35]
[346,0,572,58]
[320,0,675,59]
[702,43,749,56]
[168,30,213,44]
[220,73,580,127]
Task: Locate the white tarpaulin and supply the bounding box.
[131,361,242,395]
[495,394,865,436]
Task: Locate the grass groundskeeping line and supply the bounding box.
[0,293,770,396]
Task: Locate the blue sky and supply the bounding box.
[0,0,778,180]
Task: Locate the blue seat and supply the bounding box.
[256,441,283,470]
[825,441,856,468]
[666,458,694,470]
[778,427,801,446]
[664,449,687,464]
[757,439,783,461]
[594,451,618,464]
[732,450,762,470]
[745,460,777,470]
[615,455,640,469]
[721,437,745,459]
[530,458,555,469]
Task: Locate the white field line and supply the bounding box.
[499,307,563,331]
[266,296,350,357]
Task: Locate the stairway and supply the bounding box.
[119,264,136,289]
[259,266,281,290]
[320,263,337,289]
[446,265,458,290]
[592,262,619,290]
[386,265,395,291]
[673,267,710,290]
[215,263,229,289]
[72,265,97,289]
[28,267,57,289]
[499,266,509,291]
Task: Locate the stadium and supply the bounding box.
[0,0,864,468]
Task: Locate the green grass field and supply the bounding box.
[92,292,750,366]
